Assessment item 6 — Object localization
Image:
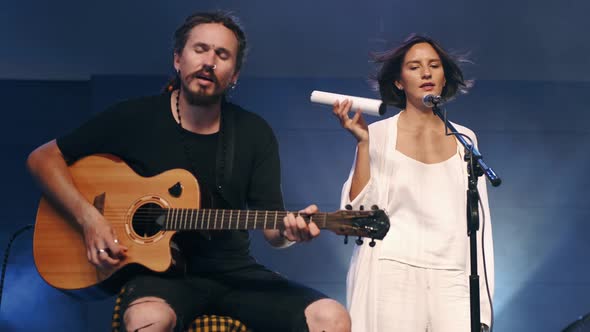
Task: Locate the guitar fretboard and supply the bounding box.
[162,209,329,230]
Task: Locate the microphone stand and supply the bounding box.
[431,102,501,332]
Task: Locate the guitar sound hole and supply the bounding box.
[132,203,164,238]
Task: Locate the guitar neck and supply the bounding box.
[161,209,327,231]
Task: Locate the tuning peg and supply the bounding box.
[344,235,348,245]
[359,205,364,211]
[345,204,353,210]
[369,238,376,247]
[371,205,379,210]
[356,237,364,245]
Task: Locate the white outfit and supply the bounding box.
[342,113,494,332]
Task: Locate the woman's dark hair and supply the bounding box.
[371,34,472,109]
[164,11,247,93]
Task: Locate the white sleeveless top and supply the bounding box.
[379,145,467,270]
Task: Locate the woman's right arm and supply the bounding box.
[332,99,370,201]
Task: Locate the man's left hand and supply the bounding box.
[282,204,320,242]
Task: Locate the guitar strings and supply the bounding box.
[92,209,349,228]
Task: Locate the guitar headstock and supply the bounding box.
[325,207,390,241]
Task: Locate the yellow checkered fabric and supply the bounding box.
[186,315,247,332]
[111,287,248,332]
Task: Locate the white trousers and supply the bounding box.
[376,259,470,332]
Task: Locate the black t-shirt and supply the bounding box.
[56,92,284,273]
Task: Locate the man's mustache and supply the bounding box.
[187,68,218,84]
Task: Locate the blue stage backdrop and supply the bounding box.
[0,75,589,331]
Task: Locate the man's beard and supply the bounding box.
[180,68,231,106]
[181,80,225,106]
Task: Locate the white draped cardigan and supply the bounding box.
[341,113,495,331]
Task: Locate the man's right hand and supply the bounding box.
[81,212,128,269]
[27,140,128,270]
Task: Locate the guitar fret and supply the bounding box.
[166,208,172,230]
[214,210,218,230]
[178,209,183,230]
[221,210,225,229]
[273,211,278,230]
[245,210,249,230]
[178,208,183,230]
[177,208,181,230]
[229,210,234,229]
[189,209,193,229]
[188,209,193,230]
[191,209,196,230]
[172,208,178,230]
[187,209,191,229]
[254,211,259,230]
[185,209,190,230]
[188,209,192,229]
[207,210,211,230]
[264,211,268,229]
[182,209,188,230]
[236,210,240,230]
[184,208,189,230]
[196,210,205,229]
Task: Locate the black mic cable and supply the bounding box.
[0,224,34,311]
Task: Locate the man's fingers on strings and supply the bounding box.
[299,204,318,215]
[308,222,321,238]
[296,216,310,241]
[282,213,297,241]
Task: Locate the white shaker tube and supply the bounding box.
[310,90,386,116]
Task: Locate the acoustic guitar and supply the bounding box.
[33,154,389,293]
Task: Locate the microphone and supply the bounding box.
[422,94,442,108]
[310,90,386,117]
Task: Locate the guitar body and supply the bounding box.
[33,154,200,292]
